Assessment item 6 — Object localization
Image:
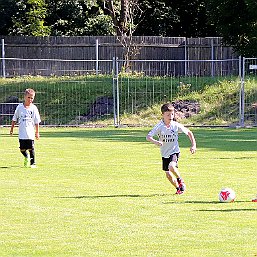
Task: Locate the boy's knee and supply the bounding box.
[165,171,172,178]
[168,161,177,170]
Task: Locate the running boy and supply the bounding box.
[10,88,41,168]
[146,103,196,194]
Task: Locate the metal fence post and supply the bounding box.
[112,57,117,126]
[184,37,187,76]
[211,38,214,77]
[239,56,245,127]
[95,39,99,75]
[238,55,242,78]
[1,39,6,78]
[115,57,120,126]
[112,57,120,127]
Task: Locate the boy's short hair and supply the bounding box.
[25,88,35,95]
[161,103,174,113]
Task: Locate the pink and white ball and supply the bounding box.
[218,188,236,203]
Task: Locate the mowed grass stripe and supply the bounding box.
[1,127,256,256]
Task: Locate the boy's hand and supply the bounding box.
[155,141,163,147]
[35,132,40,140]
[190,146,196,154]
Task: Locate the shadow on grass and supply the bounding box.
[163,200,251,204]
[2,127,257,151]
[57,193,169,199]
[41,128,257,152]
[40,129,148,143]
[197,208,257,212]
[0,165,20,169]
[209,157,256,160]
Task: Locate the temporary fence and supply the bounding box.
[0,57,256,127]
[240,58,257,126]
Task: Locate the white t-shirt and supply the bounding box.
[147,120,189,158]
[12,103,41,140]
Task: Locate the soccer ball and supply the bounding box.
[218,188,236,203]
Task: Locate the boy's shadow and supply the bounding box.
[57,193,169,199]
[0,165,20,169]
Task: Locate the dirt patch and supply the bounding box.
[172,100,200,119]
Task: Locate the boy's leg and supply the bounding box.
[165,171,179,188]
[28,140,36,167]
[170,164,186,191]
[163,156,184,194]
[168,166,185,194]
[168,155,186,192]
[19,140,30,167]
[169,162,181,178]
[20,149,30,167]
[20,149,28,158]
[177,177,186,191]
[29,149,35,165]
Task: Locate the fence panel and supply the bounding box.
[0,75,114,126]
[1,58,253,127]
[117,59,241,126]
[241,58,257,126]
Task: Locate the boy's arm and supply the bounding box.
[146,135,163,146]
[187,130,196,154]
[35,124,40,140]
[10,120,16,136]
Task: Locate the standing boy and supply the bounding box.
[146,103,196,194]
[10,88,41,168]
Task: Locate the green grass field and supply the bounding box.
[1,127,256,256]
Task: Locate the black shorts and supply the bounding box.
[162,153,180,171]
[19,139,35,150]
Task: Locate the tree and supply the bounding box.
[0,0,18,35]
[206,0,257,57]
[105,0,143,70]
[11,0,50,36]
[134,0,216,37]
[44,0,113,36]
[0,0,113,36]
[0,0,217,38]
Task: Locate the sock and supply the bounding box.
[29,149,35,165]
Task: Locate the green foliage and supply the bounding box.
[0,0,217,38]
[0,0,18,34]
[11,0,50,36]
[206,0,257,57]
[44,0,114,36]
[0,127,256,256]
[46,0,89,36]
[135,0,216,37]
[1,0,257,57]
[0,0,114,36]
[84,15,114,36]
